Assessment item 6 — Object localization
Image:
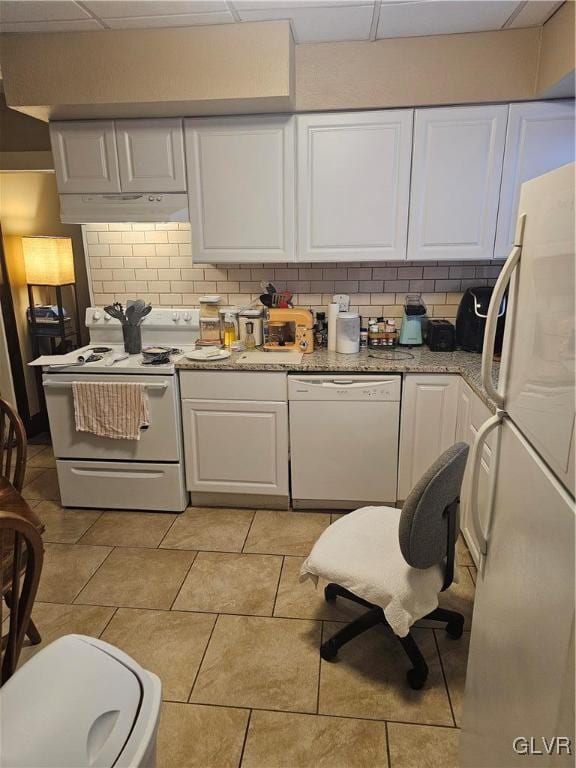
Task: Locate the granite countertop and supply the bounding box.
[176,346,499,412]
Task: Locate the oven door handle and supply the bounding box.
[43,381,168,390]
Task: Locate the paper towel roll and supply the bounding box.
[328,302,339,352]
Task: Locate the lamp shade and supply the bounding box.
[22,236,75,285]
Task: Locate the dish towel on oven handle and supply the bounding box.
[72,381,150,440]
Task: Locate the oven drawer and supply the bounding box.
[43,374,182,461]
[56,460,188,511]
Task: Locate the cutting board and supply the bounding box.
[236,350,303,365]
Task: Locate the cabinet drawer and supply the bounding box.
[180,371,287,401]
[56,460,187,511]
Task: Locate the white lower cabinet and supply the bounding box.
[456,380,495,566]
[180,371,289,500]
[182,400,288,496]
[397,374,460,500]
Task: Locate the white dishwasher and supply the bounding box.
[288,374,401,509]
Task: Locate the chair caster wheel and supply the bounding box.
[324,584,338,603]
[406,668,427,690]
[320,640,338,662]
[446,618,464,639]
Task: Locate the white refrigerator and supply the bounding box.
[460,163,575,767]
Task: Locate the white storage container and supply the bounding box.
[336,312,360,354]
[0,634,162,768]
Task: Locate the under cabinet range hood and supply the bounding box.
[59,193,189,224]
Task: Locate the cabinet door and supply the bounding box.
[297,110,413,262]
[182,400,289,496]
[185,116,295,263]
[455,380,474,532]
[494,100,575,259]
[50,120,121,193]
[408,105,508,261]
[398,374,459,499]
[116,118,186,193]
[460,388,496,566]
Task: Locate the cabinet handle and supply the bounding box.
[468,411,502,556]
[481,213,525,408]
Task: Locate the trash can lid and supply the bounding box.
[0,635,142,768]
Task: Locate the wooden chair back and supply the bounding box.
[0,398,27,492]
[0,512,44,684]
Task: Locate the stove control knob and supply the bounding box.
[93,311,101,321]
[104,314,111,321]
[172,312,179,322]
[184,312,191,321]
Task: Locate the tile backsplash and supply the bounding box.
[84,222,503,323]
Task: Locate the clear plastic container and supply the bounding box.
[199,317,222,346]
[199,296,221,319]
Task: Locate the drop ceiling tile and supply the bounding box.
[84,1,228,19]
[505,0,562,28]
[105,10,234,28]
[0,1,91,23]
[377,0,520,38]
[234,1,372,8]
[0,18,103,33]
[238,3,374,43]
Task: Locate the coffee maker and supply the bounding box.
[263,308,314,354]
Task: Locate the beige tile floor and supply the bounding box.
[16,476,478,768]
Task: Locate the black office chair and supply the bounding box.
[301,442,469,690]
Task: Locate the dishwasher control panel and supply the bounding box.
[288,375,401,401]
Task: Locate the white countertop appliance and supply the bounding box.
[460,163,575,766]
[288,375,400,508]
[38,307,200,512]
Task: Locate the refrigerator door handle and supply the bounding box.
[481,213,526,408]
[468,411,503,556]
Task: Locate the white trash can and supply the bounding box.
[0,634,162,768]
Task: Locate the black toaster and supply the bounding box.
[427,320,456,351]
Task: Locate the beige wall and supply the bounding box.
[537,1,576,95]
[296,27,541,112]
[2,10,574,122]
[0,92,50,152]
[0,172,90,416]
[1,21,295,122]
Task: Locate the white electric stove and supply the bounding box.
[38,308,200,512]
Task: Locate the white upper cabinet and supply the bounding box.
[50,121,121,194]
[185,116,295,263]
[116,119,186,193]
[408,105,508,261]
[297,110,413,262]
[494,100,575,260]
